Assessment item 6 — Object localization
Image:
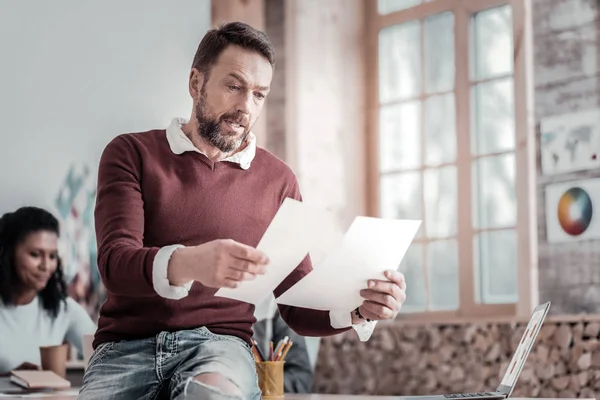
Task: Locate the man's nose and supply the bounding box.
[236,91,253,115]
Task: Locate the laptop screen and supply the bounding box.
[496,302,551,395]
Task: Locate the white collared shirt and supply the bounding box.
[166,117,256,170]
[152,118,376,341]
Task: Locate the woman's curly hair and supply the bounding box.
[0,206,67,318]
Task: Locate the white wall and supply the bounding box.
[0,0,211,213]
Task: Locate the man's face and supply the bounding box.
[194,45,272,153]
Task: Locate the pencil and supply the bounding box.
[274,336,290,361]
[273,339,283,357]
[251,345,261,362]
[273,341,285,361]
[280,341,293,361]
[273,336,288,357]
[269,341,274,361]
[275,339,291,361]
[252,339,266,362]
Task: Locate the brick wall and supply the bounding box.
[534,0,600,314]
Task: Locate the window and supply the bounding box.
[365,0,536,319]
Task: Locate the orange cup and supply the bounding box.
[255,361,285,399]
[39,344,69,378]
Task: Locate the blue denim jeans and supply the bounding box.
[78,327,261,400]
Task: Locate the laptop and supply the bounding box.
[400,301,551,400]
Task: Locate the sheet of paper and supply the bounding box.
[253,293,277,322]
[214,197,340,305]
[303,210,346,268]
[275,216,421,312]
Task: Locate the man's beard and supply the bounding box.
[194,87,249,153]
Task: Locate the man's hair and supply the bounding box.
[191,21,275,76]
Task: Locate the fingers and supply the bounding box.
[17,362,40,370]
[225,251,268,283]
[359,289,400,312]
[224,268,258,282]
[361,300,395,320]
[222,278,240,289]
[364,279,405,303]
[225,240,269,265]
[358,303,387,321]
[229,258,267,275]
[357,271,407,321]
[383,270,406,291]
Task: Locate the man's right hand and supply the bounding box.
[167,239,269,289]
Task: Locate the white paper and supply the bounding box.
[214,197,340,305]
[253,294,277,322]
[275,217,421,312]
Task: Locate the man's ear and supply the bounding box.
[189,68,204,100]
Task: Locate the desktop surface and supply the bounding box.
[0,378,595,400]
[0,395,595,400]
[287,397,593,400]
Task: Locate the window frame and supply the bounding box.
[364,0,538,321]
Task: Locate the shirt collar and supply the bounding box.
[166,117,256,170]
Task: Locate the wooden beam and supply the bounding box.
[211,0,267,145]
[512,0,538,318]
[211,0,265,29]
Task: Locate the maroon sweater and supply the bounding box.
[93,129,349,348]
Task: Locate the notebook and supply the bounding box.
[9,370,71,390]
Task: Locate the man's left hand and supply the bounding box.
[354,270,406,323]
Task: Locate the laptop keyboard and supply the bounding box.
[443,393,499,398]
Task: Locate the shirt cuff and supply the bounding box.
[328,310,378,342]
[152,244,193,300]
[352,319,378,342]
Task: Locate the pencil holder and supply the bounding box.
[255,360,285,399]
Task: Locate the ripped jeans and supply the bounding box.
[77,327,261,400]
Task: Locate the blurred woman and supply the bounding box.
[0,206,96,374]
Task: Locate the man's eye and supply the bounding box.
[229,85,240,91]
[255,93,265,100]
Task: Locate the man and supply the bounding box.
[253,302,314,393]
[79,22,407,400]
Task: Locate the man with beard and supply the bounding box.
[80,22,407,400]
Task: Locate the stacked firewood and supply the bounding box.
[313,318,600,399]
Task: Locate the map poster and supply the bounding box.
[545,178,600,243]
[540,108,600,176]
